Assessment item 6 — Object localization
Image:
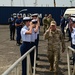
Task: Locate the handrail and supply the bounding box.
[68,46,75,53]
[2,46,36,75]
[67,46,75,75]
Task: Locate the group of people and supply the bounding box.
[43,20,65,75]
[20,14,40,75]
[8,13,40,75]
[8,14,15,40]
[43,14,75,75]
[60,14,75,65]
[8,13,65,75]
[42,14,54,33]
[42,13,71,40]
[8,14,23,45]
[8,13,75,75]
[66,15,75,65]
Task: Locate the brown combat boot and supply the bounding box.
[54,72,58,75]
[49,63,54,71]
[49,66,54,71]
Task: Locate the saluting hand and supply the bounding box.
[29,24,33,29]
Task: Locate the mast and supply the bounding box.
[23,0,25,6]
[11,0,13,6]
[34,0,37,6]
[54,0,56,7]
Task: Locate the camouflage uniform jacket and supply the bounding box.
[42,17,48,25]
[47,18,54,26]
[44,28,65,51]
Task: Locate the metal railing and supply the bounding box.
[2,46,36,75]
[67,46,75,75]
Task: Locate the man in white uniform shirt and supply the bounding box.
[71,17,75,65]
[30,19,37,68]
[31,13,40,60]
[20,17,33,75]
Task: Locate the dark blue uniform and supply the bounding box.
[66,18,72,41]
[35,28,40,60]
[8,16,15,40]
[15,18,23,45]
[60,16,65,37]
[20,25,31,75]
[30,28,36,67]
[20,16,32,75]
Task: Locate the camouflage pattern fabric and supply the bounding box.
[43,28,65,73]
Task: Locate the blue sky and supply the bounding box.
[0,0,75,7]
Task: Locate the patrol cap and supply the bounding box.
[31,13,38,17]
[71,14,75,22]
[31,19,37,24]
[71,14,75,17]
[50,21,56,26]
[48,14,52,17]
[72,17,75,23]
[23,17,32,21]
[45,14,47,17]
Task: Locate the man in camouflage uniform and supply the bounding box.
[43,21,65,75]
[47,14,54,28]
[42,14,48,33]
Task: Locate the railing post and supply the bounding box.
[15,66,19,75]
[33,48,36,75]
[15,66,17,75]
[73,63,75,75]
[27,54,33,75]
[27,54,30,75]
[67,47,71,75]
[2,46,36,75]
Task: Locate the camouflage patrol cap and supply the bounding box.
[50,21,56,26]
[49,14,52,17]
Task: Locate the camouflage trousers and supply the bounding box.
[43,24,48,33]
[47,50,59,72]
[47,24,50,29]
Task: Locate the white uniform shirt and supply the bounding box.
[21,25,31,42]
[37,28,40,34]
[35,28,40,40]
[71,28,75,45]
[31,28,36,42]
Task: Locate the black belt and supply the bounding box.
[23,41,31,43]
[23,41,35,43]
[31,41,35,43]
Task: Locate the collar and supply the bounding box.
[50,29,57,33]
